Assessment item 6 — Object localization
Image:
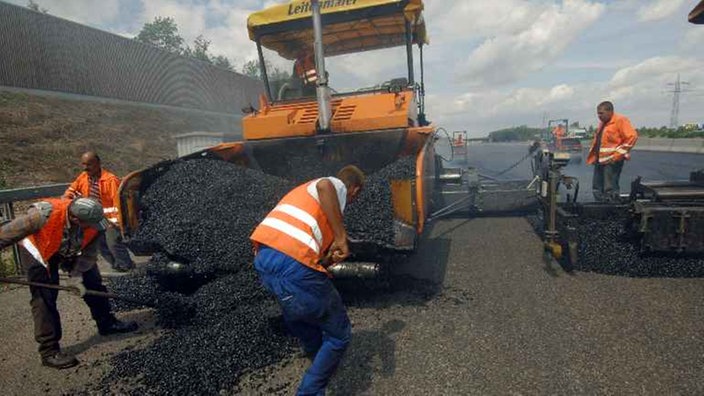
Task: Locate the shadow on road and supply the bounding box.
[336,225,452,308]
[63,310,156,356]
[328,319,405,396]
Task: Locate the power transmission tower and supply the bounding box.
[668,73,690,129]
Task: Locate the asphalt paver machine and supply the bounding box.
[117,0,540,277]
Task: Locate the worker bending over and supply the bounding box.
[64,151,135,272]
[250,165,365,395]
[0,198,138,369]
[587,101,638,202]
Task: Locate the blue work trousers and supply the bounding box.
[254,246,351,396]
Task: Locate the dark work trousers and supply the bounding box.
[99,227,134,271]
[20,246,114,358]
[254,246,351,396]
[592,160,624,202]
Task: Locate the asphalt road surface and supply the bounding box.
[0,145,702,395]
[438,141,702,202]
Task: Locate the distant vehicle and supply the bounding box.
[560,138,583,163]
[570,127,588,139]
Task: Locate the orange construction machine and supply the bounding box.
[117,0,539,277]
[118,0,438,273]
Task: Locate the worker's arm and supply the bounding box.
[619,117,638,155]
[316,179,349,263]
[0,207,48,250]
[103,174,122,226]
[63,177,82,199]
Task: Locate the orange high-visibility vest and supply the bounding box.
[64,169,121,224]
[294,53,317,85]
[250,181,335,274]
[20,198,99,267]
[587,113,639,165]
[552,125,565,149]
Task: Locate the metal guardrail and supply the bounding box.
[0,183,69,275]
[0,183,69,204]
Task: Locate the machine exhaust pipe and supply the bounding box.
[311,0,332,132]
[329,262,382,278]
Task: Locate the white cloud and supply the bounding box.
[681,27,704,52]
[458,0,604,87]
[424,0,541,40]
[137,0,262,68]
[11,0,121,26]
[609,56,703,92]
[427,55,704,135]
[637,0,686,22]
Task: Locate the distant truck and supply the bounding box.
[570,127,588,139]
[541,119,583,163]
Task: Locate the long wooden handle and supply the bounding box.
[0,277,153,307]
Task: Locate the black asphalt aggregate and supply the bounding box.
[0,145,702,395]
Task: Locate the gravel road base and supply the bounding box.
[1,217,703,395]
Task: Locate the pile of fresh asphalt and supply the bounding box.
[574,217,704,277]
[529,211,704,277]
[345,156,417,246]
[103,156,417,394]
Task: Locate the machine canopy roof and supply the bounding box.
[247,0,427,60]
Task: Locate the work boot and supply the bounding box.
[98,319,139,336]
[41,351,79,369]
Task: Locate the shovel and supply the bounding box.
[0,277,155,307]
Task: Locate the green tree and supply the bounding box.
[488,125,543,142]
[27,0,49,13]
[241,59,291,81]
[185,35,211,62]
[212,55,233,71]
[241,59,261,79]
[136,17,238,72]
[136,17,185,54]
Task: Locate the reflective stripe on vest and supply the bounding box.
[66,170,122,223]
[103,206,119,223]
[250,181,335,273]
[19,238,47,267]
[587,113,638,165]
[22,198,99,266]
[303,69,317,84]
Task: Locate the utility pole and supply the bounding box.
[668,73,690,129]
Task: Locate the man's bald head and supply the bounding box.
[81,151,102,177]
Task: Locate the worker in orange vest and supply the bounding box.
[0,198,138,369]
[552,124,566,150]
[587,101,638,202]
[294,50,318,97]
[64,152,135,272]
[250,165,365,395]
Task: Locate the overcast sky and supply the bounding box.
[7,0,704,136]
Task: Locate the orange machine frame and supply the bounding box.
[243,90,416,140]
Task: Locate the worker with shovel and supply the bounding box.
[250,165,364,395]
[0,197,138,369]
